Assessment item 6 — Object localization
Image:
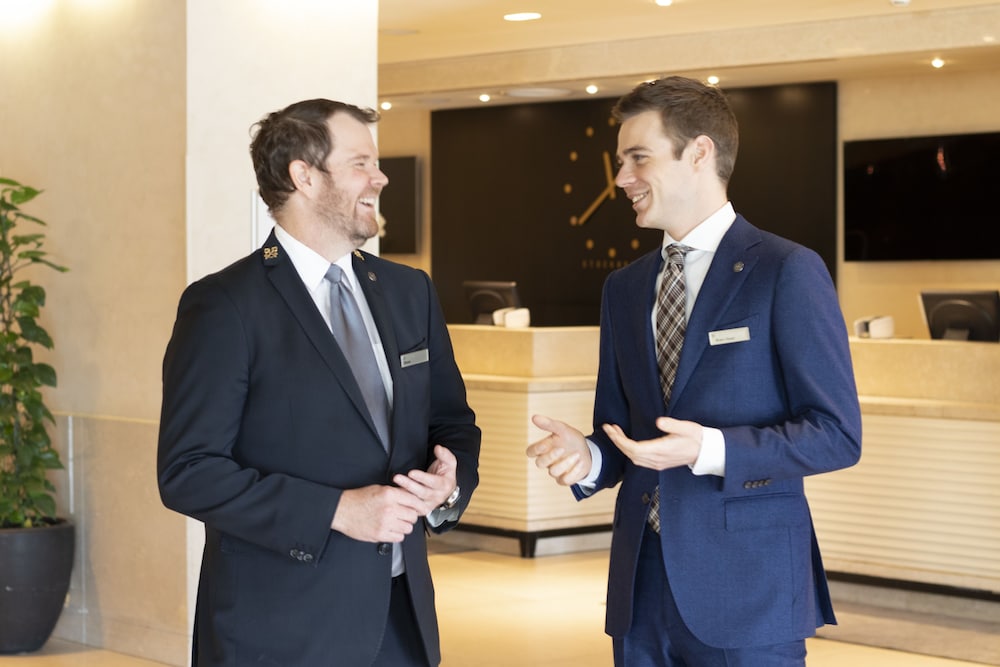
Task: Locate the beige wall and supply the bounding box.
[1,3,186,662]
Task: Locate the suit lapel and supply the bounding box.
[261,233,385,447]
[669,217,761,407]
[630,252,669,411]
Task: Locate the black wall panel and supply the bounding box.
[431,82,837,325]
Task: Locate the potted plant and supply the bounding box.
[0,177,72,654]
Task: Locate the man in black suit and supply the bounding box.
[158,98,480,667]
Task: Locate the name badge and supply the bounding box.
[708,327,750,346]
[400,348,429,368]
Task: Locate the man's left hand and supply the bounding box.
[394,444,458,515]
[602,417,703,471]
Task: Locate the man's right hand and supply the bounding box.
[525,414,592,486]
[331,485,424,543]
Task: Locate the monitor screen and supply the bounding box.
[920,290,1000,342]
[844,131,1000,261]
[462,280,521,324]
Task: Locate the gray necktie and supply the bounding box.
[649,243,692,533]
[326,264,390,449]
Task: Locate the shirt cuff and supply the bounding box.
[426,505,460,527]
[575,439,603,495]
[690,427,725,477]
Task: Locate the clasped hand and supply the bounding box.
[331,444,457,543]
[526,415,703,485]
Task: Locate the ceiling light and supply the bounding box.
[655,0,674,6]
[585,84,599,95]
[504,12,541,22]
[889,0,910,6]
[931,57,945,69]
[479,93,492,103]
[706,75,720,85]
[379,101,392,111]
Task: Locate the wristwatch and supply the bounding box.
[438,486,461,511]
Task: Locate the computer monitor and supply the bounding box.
[920,290,1000,342]
[462,280,521,324]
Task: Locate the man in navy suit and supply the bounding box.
[527,76,861,666]
[158,99,480,666]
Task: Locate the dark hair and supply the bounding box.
[612,76,739,184]
[249,99,380,213]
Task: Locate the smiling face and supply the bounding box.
[615,110,699,236]
[313,112,388,247]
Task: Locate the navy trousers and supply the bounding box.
[371,575,430,667]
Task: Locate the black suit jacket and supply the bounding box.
[158,231,480,666]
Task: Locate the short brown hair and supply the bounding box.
[250,99,380,213]
[612,76,739,184]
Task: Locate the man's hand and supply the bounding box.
[525,414,592,486]
[331,485,425,543]
[602,416,703,471]
[394,444,458,515]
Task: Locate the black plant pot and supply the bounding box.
[0,520,75,654]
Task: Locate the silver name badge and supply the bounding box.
[400,349,430,367]
[708,327,751,346]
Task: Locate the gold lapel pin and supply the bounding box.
[733,261,744,273]
[263,246,279,260]
[353,250,364,261]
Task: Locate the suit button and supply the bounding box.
[377,543,392,556]
[289,549,301,560]
[303,553,314,563]
[641,493,651,505]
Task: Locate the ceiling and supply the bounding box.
[377,0,1000,108]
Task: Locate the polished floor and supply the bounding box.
[0,549,989,666]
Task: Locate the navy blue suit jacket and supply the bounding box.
[580,215,861,648]
[158,231,480,666]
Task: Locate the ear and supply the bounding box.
[288,159,314,194]
[689,135,716,171]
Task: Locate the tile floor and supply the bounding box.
[0,549,988,666]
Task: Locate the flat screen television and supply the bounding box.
[844,131,1000,261]
[462,280,521,324]
[920,290,1000,342]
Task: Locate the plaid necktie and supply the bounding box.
[648,243,691,533]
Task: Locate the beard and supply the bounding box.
[315,173,379,246]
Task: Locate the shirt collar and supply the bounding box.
[272,225,356,291]
[662,201,736,257]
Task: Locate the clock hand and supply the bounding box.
[575,151,618,226]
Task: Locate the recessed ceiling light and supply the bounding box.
[504,12,541,22]
[706,75,720,85]
[479,93,492,103]
[655,0,674,6]
[379,101,392,111]
[585,84,599,95]
[931,57,945,69]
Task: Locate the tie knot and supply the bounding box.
[326,264,345,285]
[666,243,692,266]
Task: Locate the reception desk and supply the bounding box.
[447,325,611,556]
[807,338,1000,594]
[448,327,1000,591]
